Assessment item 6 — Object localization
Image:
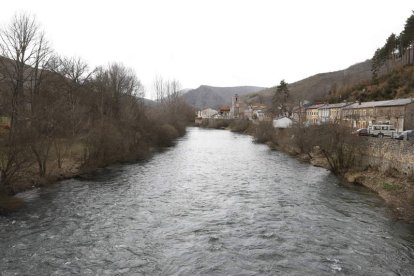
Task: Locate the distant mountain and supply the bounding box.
[181,85,266,110]
[246,60,373,105]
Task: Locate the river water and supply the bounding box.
[1,127,414,275]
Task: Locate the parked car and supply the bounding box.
[368,124,397,138]
[394,130,414,140]
[353,128,369,136]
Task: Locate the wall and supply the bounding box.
[404,103,414,130]
[363,138,414,175]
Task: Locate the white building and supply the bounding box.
[197,108,218,119]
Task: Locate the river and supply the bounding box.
[1,127,414,275]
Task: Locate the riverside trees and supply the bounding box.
[0,13,194,194]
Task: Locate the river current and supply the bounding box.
[1,127,414,275]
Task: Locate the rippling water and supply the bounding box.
[1,127,414,275]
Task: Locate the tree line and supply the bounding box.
[0,13,194,194]
[372,11,414,79]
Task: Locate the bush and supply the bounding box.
[155,124,179,147]
[317,123,367,174]
[253,122,274,143]
[230,120,251,133]
[200,119,231,129]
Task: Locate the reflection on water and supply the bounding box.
[1,127,414,275]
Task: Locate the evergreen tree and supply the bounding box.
[272,80,289,117]
[400,12,414,64]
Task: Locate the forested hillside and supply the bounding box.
[327,11,414,103]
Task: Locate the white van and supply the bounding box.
[368,124,397,138]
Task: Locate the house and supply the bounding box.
[318,102,353,124]
[373,98,414,131]
[341,98,414,131]
[305,104,325,125]
[218,105,231,119]
[244,104,270,121]
[254,109,272,121]
[197,108,218,119]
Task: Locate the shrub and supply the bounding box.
[253,121,274,143]
[230,120,251,133]
[155,124,179,147]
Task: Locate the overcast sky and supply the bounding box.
[1,0,413,98]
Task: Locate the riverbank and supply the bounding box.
[201,120,414,223]
[0,127,189,215]
[271,133,414,223]
[3,126,414,275]
[344,169,414,222]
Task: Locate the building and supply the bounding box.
[291,106,306,124]
[254,109,272,121]
[305,104,325,125]
[230,94,240,119]
[197,108,218,119]
[341,98,414,131]
[318,102,353,124]
[244,104,269,121]
[218,105,231,119]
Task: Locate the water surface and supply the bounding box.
[1,127,414,275]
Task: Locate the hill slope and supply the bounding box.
[246,60,373,105]
[182,85,265,110]
[328,65,414,102]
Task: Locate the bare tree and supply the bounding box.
[49,56,94,137]
[316,123,366,174]
[0,13,53,185]
[0,13,51,133]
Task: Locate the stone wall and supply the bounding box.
[363,138,414,175]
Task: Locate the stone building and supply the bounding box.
[341,98,414,131]
[230,94,240,119]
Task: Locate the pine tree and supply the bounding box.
[272,80,289,117]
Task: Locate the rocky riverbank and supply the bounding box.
[344,169,414,222]
[213,120,414,223]
[267,132,414,223]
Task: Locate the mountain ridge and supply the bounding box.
[245,60,373,105]
[181,85,266,110]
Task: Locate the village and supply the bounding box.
[195,94,414,138]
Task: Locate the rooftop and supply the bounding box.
[318,102,353,109]
[306,104,326,110]
[344,98,413,109]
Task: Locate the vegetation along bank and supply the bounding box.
[0,14,195,214]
